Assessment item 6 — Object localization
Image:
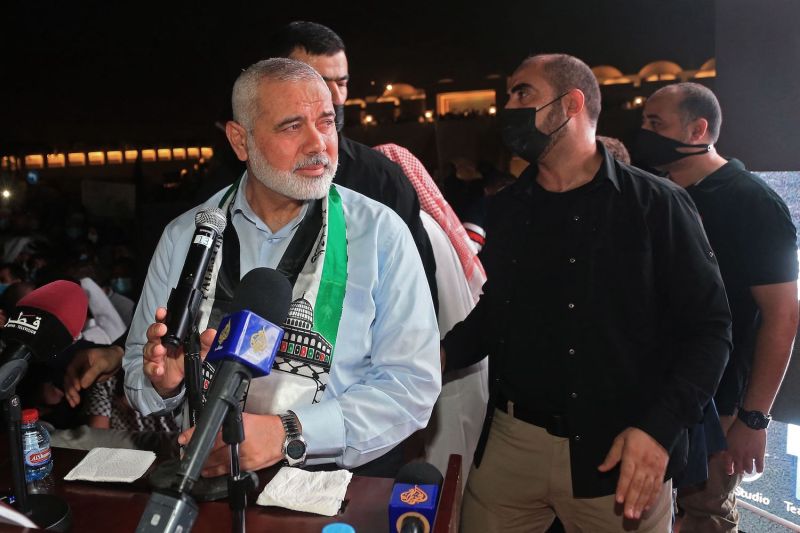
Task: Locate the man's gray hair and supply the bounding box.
[232,57,325,130]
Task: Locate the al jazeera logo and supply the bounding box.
[217,321,231,347]
[250,328,268,353]
[400,485,429,506]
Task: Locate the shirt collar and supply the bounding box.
[517,140,621,195]
[230,172,310,236]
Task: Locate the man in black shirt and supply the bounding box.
[639,82,799,533]
[264,21,437,312]
[442,54,731,532]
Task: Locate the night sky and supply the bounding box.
[1,0,714,149]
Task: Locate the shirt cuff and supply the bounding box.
[291,400,345,460]
[636,405,684,455]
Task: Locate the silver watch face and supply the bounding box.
[286,439,307,460]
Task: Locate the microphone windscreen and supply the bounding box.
[195,207,227,234]
[16,280,88,339]
[396,462,444,488]
[231,268,292,326]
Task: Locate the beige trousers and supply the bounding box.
[461,409,673,533]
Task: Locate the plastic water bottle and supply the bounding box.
[21,408,53,482]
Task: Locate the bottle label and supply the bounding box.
[25,448,51,467]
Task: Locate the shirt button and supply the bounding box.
[568,257,576,264]
[574,435,581,441]
[573,215,580,222]
[568,303,575,309]
[511,258,518,264]
[570,392,578,399]
[568,348,576,355]
[505,299,511,305]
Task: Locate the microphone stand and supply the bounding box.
[1,391,71,531]
[136,362,256,532]
[222,398,258,533]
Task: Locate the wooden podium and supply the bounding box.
[0,446,462,532]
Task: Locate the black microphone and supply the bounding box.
[389,462,444,533]
[0,280,88,400]
[163,208,226,349]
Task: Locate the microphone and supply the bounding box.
[0,280,88,400]
[136,268,291,533]
[389,462,443,533]
[176,267,291,492]
[163,208,226,349]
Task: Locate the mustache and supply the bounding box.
[293,154,332,171]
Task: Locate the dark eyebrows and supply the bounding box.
[320,110,336,119]
[322,75,349,83]
[509,82,534,95]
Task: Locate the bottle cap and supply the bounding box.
[321,524,356,533]
[21,408,39,424]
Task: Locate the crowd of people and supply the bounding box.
[4,20,797,533]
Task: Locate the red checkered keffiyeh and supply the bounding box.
[374,143,487,303]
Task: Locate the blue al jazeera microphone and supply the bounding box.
[388,462,443,533]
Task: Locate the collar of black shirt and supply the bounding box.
[338,134,357,161]
[516,141,622,196]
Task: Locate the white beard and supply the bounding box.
[246,137,337,200]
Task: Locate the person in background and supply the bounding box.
[264,21,438,312]
[638,81,799,533]
[597,135,631,164]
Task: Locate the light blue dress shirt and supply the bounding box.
[123,174,441,468]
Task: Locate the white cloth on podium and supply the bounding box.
[63,447,155,483]
[256,467,352,516]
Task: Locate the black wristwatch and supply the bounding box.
[279,411,307,466]
[737,408,772,430]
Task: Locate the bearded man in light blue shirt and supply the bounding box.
[123,57,441,477]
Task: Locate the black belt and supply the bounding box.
[495,395,570,438]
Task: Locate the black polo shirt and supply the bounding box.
[687,159,798,416]
[443,143,732,497]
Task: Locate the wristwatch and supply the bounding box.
[737,408,772,430]
[279,411,307,466]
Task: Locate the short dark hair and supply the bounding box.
[670,82,723,143]
[522,54,602,126]
[265,21,345,58]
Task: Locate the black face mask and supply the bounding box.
[334,103,346,132]
[634,129,712,167]
[500,93,570,163]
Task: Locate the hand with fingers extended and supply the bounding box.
[64,345,124,407]
[177,413,286,477]
[143,307,216,398]
[719,418,766,475]
[597,427,669,521]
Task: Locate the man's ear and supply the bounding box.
[226,121,249,162]
[564,88,585,118]
[690,118,710,143]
